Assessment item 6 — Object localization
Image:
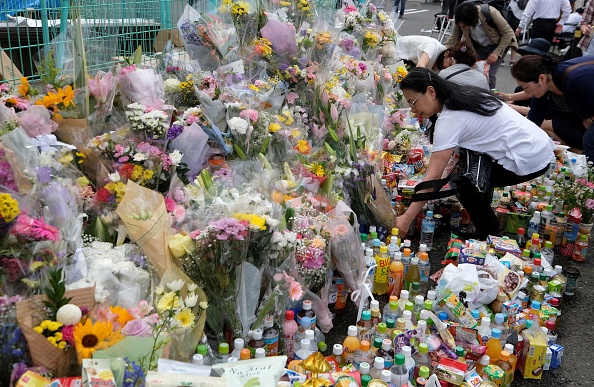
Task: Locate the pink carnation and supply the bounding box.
[240,109,259,122]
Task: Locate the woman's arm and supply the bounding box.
[395,148,455,238]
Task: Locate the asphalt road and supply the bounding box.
[323,4,594,385]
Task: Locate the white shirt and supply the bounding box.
[470,20,497,47]
[562,12,583,33]
[432,104,556,175]
[519,0,571,29]
[395,36,446,68]
[438,64,491,90]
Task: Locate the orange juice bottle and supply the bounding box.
[387,254,404,297]
[343,325,360,364]
[497,350,514,387]
[486,328,503,364]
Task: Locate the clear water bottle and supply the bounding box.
[541,241,554,266]
[420,211,435,251]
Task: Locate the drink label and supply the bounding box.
[284,334,295,359]
[263,334,279,356]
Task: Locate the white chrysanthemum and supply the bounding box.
[127,102,146,111]
[167,279,185,292]
[56,304,82,326]
[133,152,148,162]
[164,78,181,93]
[228,117,249,135]
[108,172,121,182]
[187,283,197,292]
[155,285,164,295]
[185,293,198,308]
[169,150,183,167]
[199,301,208,310]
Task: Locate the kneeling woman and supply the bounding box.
[395,68,555,239]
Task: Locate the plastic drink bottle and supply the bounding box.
[417,320,427,346]
[376,339,395,369]
[380,370,394,386]
[404,301,415,325]
[371,357,385,379]
[413,295,425,323]
[412,343,431,380]
[402,345,415,381]
[404,258,420,292]
[494,313,508,345]
[402,310,414,330]
[374,246,391,295]
[372,238,382,256]
[388,243,398,261]
[360,361,371,376]
[527,211,541,237]
[398,290,410,315]
[335,277,348,313]
[476,355,490,377]
[416,366,431,387]
[401,244,412,276]
[389,354,409,386]
[216,343,230,364]
[263,315,280,356]
[283,311,298,360]
[383,297,400,322]
[539,205,554,241]
[326,344,347,372]
[239,348,251,360]
[375,323,388,341]
[386,318,396,339]
[388,253,404,297]
[541,241,554,266]
[573,234,589,262]
[395,195,406,216]
[418,252,431,294]
[353,340,373,369]
[386,228,400,247]
[527,300,541,325]
[254,348,265,359]
[485,328,503,364]
[297,299,316,329]
[295,316,312,344]
[497,351,514,387]
[516,227,527,249]
[343,325,361,364]
[504,344,517,376]
[372,338,383,356]
[191,354,204,365]
[196,344,212,365]
[456,346,466,364]
[415,244,428,259]
[561,207,581,256]
[370,304,382,329]
[304,330,317,352]
[294,339,313,360]
[231,338,245,360]
[420,211,435,250]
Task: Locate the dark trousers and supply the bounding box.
[458,163,549,238]
[584,120,594,162]
[442,0,457,18]
[531,18,558,43]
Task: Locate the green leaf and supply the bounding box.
[260,136,271,155]
[132,46,143,65]
[328,127,339,143]
[234,144,247,160]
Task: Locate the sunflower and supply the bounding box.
[73,319,123,362]
[17,77,29,97]
[157,292,182,313]
[174,308,195,329]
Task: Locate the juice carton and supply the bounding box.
[518,326,548,379]
[543,347,552,371]
[436,358,468,385]
[549,344,564,369]
[438,291,478,329]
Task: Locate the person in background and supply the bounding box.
[511,55,594,160]
[515,0,571,43]
[395,35,447,68]
[504,0,527,65]
[394,0,407,19]
[578,0,594,56]
[395,68,555,239]
[435,42,490,90]
[446,2,518,89]
[441,0,458,20]
[562,7,584,33]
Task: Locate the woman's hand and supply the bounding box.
[395,213,414,239]
[508,103,529,116]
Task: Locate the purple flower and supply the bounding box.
[211,218,247,240]
[167,123,184,140]
[35,166,51,184]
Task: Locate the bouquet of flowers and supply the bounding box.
[125,103,171,140]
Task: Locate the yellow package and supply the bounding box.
[16,371,51,387]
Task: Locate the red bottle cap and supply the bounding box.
[533,258,541,266]
[549,298,559,307]
[518,228,525,234]
[285,310,294,320]
[546,320,556,330]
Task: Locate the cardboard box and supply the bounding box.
[0,49,23,82]
[464,368,483,387]
[519,328,548,379]
[550,344,564,369]
[458,247,486,265]
[436,358,468,385]
[543,347,552,371]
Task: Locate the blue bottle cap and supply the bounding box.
[531,300,541,310]
[362,310,371,321]
[495,313,505,324]
[426,211,433,217]
[471,310,480,319]
[300,316,311,327]
[373,238,381,246]
[491,328,502,338]
[438,311,449,321]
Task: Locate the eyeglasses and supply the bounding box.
[409,93,423,108]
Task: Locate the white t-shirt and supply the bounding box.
[432,104,556,175]
[395,35,446,68]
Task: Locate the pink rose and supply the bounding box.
[240,109,259,122]
[165,197,176,212]
[121,318,153,337]
[173,205,185,222]
[18,105,58,137]
[120,65,136,75]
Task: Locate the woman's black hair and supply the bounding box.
[454,2,480,27]
[435,49,451,71]
[400,67,502,142]
[511,54,563,83]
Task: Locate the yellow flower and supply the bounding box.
[295,140,312,155]
[54,332,63,341]
[0,193,20,222]
[17,77,30,97]
[58,152,74,164]
[40,320,51,330]
[131,165,144,181]
[231,0,250,15]
[168,233,194,258]
[142,169,154,181]
[234,213,267,231]
[174,308,196,329]
[47,336,57,345]
[48,321,63,331]
[315,32,333,48]
[29,261,45,272]
[76,176,90,187]
[74,319,123,362]
[157,292,183,313]
[58,341,67,349]
[311,236,326,249]
[58,85,76,108]
[105,182,127,202]
[34,326,44,334]
[364,31,379,48]
[268,123,281,133]
[311,163,325,177]
[110,306,134,327]
[278,110,294,125]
